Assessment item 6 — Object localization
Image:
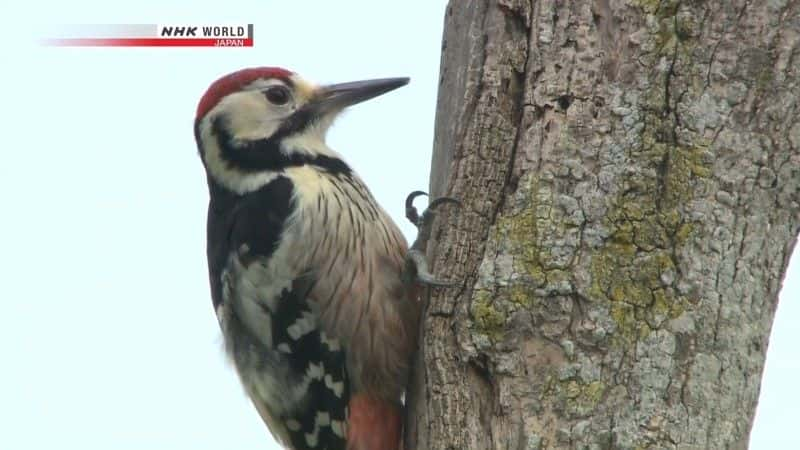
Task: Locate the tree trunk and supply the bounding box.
[405,1,800,449]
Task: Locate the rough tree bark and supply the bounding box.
[405,1,800,449]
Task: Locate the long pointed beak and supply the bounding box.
[309,77,409,115]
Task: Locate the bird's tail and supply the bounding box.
[346,394,402,450]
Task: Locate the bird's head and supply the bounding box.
[194,67,408,194]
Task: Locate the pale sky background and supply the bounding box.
[1,1,796,449]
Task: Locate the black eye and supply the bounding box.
[264,86,291,105]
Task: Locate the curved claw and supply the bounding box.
[414,196,461,230]
[405,191,428,209]
[405,191,429,225]
[427,196,461,211]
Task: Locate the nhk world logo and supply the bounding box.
[43,24,254,47]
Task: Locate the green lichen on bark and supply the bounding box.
[561,379,607,417]
[497,177,549,286]
[471,289,506,339]
[590,140,711,346]
[470,284,538,340]
[588,0,712,348]
[540,372,607,418]
[590,244,686,345]
[509,284,537,308]
[469,0,713,350]
[467,177,548,341]
[468,175,551,340]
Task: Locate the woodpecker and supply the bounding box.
[194,67,455,450]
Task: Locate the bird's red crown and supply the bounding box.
[195,67,294,121]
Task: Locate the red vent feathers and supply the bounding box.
[346,395,402,450]
[195,67,294,121]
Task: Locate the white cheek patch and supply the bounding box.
[219,92,280,141]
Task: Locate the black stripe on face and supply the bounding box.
[206,115,352,177]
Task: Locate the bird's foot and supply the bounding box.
[405,191,460,229]
[403,191,460,287]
